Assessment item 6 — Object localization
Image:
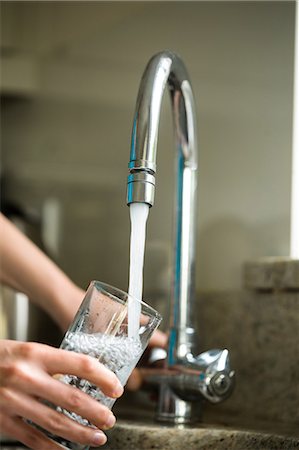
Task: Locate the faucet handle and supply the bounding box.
[145,347,235,404]
[190,349,235,403]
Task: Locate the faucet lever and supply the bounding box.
[145,348,235,404]
[189,349,235,403]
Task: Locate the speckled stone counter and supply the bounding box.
[102,419,299,450]
[199,290,299,427]
[244,257,299,290]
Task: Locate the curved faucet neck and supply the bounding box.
[128,51,198,176]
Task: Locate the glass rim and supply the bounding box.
[89,280,162,322]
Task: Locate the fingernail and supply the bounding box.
[112,382,124,398]
[104,413,116,429]
[92,431,107,445]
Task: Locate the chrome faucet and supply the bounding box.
[127,51,235,424]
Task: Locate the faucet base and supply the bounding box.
[156,383,201,424]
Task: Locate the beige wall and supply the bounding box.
[1,2,295,294]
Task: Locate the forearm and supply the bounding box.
[0,213,84,330]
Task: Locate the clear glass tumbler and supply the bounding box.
[35,281,162,450]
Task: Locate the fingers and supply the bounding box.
[1,388,107,447]
[126,368,142,391]
[0,412,64,450]
[23,343,124,398]
[148,330,168,348]
[51,351,123,398]
[9,367,116,431]
[0,340,120,448]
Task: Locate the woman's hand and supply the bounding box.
[0,339,123,449]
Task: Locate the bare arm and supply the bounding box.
[0,213,167,393]
[0,215,124,448]
[0,213,84,331]
[0,213,168,447]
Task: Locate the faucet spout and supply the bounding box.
[127,51,198,364]
[127,51,234,423]
[127,50,197,205]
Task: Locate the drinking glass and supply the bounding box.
[34,281,162,450]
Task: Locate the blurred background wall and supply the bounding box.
[0,1,295,300]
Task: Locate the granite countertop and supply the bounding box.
[102,418,299,450]
[99,395,299,450]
